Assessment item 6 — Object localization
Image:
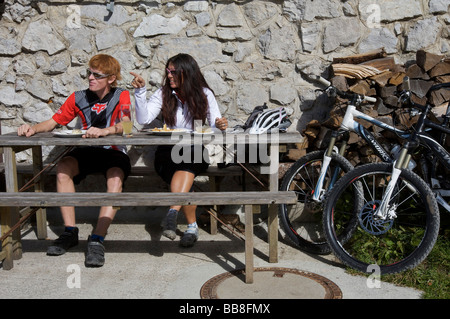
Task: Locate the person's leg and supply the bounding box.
[169,170,196,214]
[47,156,80,256]
[93,167,124,237]
[56,156,79,226]
[161,170,196,240]
[86,167,125,267]
[170,171,200,247]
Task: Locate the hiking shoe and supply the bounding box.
[161,209,178,240]
[180,227,198,248]
[85,236,105,267]
[47,227,79,256]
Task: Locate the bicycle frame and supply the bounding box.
[312,97,408,202]
[379,97,450,217]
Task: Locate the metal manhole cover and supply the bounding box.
[200,267,342,299]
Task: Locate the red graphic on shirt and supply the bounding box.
[92,103,107,115]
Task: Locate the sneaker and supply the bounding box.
[180,227,198,248]
[47,227,79,256]
[161,209,178,240]
[85,236,105,267]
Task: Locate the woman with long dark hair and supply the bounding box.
[131,53,228,247]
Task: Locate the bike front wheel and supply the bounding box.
[323,162,440,274]
[279,150,354,254]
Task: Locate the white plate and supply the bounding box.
[53,130,87,138]
[146,128,191,135]
[193,130,214,135]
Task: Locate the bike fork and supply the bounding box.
[375,148,412,220]
[312,135,346,202]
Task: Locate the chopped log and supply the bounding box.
[431,102,449,121]
[331,75,349,91]
[349,80,375,95]
[286,148,306,161]
[409,79,434,98]
[371,71,395,87]
[388,72,406,86]
[379,85,397,99]
[332,48,387,64]
[429,61,450,78]
[406,64,430,80]
[361,57,396,72]
[332,63,382,79]
[416,50,444,72]
[429,88,450,106]
[435,75,450,83]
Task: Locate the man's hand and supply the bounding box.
[17,124,36,137]
[83,126,108,138]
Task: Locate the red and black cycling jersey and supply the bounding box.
[53,87,131,153]
[53,87,130,129]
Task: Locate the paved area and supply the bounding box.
[0,212,423,300]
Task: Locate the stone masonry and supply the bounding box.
[0,0,449,164]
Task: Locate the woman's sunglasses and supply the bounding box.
[87,69,110,79]
[166,68,181,76]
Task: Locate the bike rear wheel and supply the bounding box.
[323,163,440,274]
[279,150,354,254]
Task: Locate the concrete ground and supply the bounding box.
[0,208,423,301]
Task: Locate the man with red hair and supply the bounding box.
[18,54,131,267]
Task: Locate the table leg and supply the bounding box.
[209,175,218,235]
[32,146,47,239]
[0,207,13,270]
[3,147,22,261]
[268,143,279,263]
[245,204,254,284]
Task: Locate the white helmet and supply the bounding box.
[249,107,291,134]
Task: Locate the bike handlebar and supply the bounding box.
[307,74,377,104]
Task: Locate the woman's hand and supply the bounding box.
[215,117,228,131]
[130,72,146,89]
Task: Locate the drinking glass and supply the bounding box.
[120,104,133,137]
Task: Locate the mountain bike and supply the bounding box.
[322,79,449,274]
[279,75,448,255]
[279,75,404,254]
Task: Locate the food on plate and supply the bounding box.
[195,125,212,134]
[151,124,187,132]
[72,129,83,134]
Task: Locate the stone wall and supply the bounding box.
[0,0,449,164]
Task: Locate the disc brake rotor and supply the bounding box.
[358,200,394,235]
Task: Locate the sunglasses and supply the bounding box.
[87,69,110,79]
[166,68,181,76]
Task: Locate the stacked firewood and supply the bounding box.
[287,48,450,165]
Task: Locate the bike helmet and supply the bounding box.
[249,107,291,134]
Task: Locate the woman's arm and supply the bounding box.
[131,72,163,125]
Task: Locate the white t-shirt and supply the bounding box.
[134,87,222,130]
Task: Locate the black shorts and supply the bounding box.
[154,145,209,184]
[64,147,131,184]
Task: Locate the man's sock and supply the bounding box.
[90,234,104,243]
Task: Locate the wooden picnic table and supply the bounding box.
[0,130,300,283]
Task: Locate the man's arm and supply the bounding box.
[18,118,59,137]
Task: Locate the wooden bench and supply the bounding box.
[0,162,252,236]
[0,191,296,283]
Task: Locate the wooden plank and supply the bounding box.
[245,204,254,284]
[32,146,47,240]
[332,48,387,64]
[0,191,297,207]
[0,207,13,270]
[0,132,302,147]
[3,147,22,260]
